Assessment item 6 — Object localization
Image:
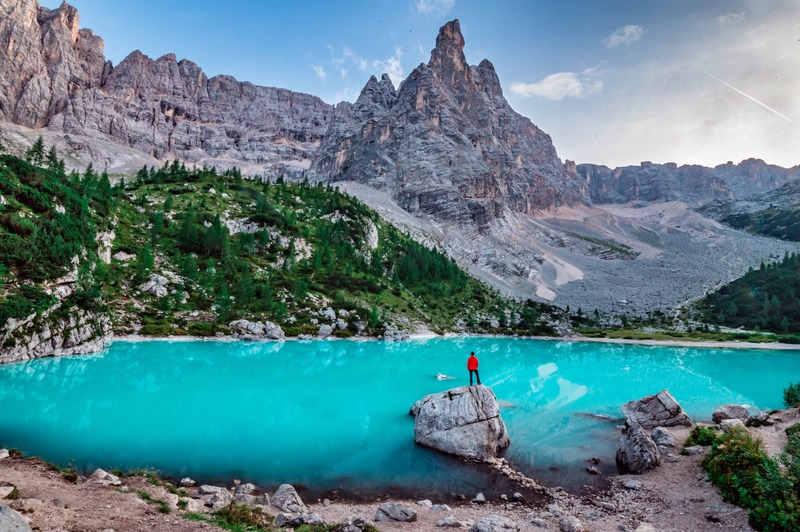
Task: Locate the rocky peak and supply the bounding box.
[38,2,79,43]
[157,52,177,63]
[429,19,470,84]
[355,74,397,117]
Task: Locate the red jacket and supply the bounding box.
[467,355,479,370]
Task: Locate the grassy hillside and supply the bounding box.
[697,252,800,335]
[0,144,563,341]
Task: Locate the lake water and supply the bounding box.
[1,337,798,498]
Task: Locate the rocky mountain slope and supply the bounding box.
[309,20,586,225]
[1,0,799,315]
[0,0,331,177]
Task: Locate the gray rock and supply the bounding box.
[432,504,452,512]
[546,504,563,517]
[178,477,195,488]
[470,514,519,531]
[512,492,524,502]
[271,484,307,514]
[275,513,327,528]
[321,307,337,321]
[411,385,510,461]
[712,404,750,424]
[318,324,334,338]
[683,445,707,456]
[87,468,121,486]
[531,517,548,528]
[633,524,656,532]
[233,483,269,507]
[623,479,642,490]
[198,485,228,496]
[719,418,747,433]
[228,320,285,340]
[616,422,661,474]
[179,497,202,513]
[0,504,32,532]
[336,318,348,330]
[650,426,677,447]
[417,499,433,508]
[375,502,417,522]
[559,515,587,532]
[472,492,486,504]
[0,486,15,499]
[437,516,464,527]
[0,449,8,461]
[621,390,692,429]
[383,328,410,341]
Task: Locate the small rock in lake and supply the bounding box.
[512,492,524,502]
[587,466,599,475]
[471,492,486,504]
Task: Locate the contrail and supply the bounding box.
[706,72,792,122]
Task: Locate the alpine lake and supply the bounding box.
[1,336,798,499]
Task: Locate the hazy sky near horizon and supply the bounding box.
[41,0,799,168]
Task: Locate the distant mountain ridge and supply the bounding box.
[0,0,332,177]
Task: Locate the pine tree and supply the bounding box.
[135,244,154,284]
[46,145,59,170]
[25,136,45,165]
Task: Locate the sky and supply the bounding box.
[40,0,800,168]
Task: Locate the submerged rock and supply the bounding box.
[411,385,510,461]
[616,422,661,474]
[621,389,692,429]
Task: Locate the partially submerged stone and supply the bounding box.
[411,385,510,461]
[621,389,692,429]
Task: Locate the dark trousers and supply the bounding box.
[469,369,481,385]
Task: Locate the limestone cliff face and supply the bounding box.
[0,0,332,176]
[578,159,800,206]
[310,20,587,225]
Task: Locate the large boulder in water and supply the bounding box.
[410,385,510,461]
[621,389,692,429]
[616,422,661,474]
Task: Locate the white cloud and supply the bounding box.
[602,25,644,48]
[714,11,745,27]
[373,47,404,87]
[510,72,603,101]
[414,0,455,15]
[311,65,326,80]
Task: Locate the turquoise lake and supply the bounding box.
[1,337,798,498]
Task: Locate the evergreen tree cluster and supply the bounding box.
[699,253,800,333]
[0,140,116,326]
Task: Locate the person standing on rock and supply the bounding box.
[468,352,481,386]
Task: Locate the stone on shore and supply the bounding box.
[616,422,661,474]
[559,515,587,532]
[719,418,747,433]
[712,404,749,424]
[0,504,32,532]
[411,385,510,461]
[437,516,464,527]
[233,483,269,507]
[228,319,285,340]
[87,468,121,486]
[0,449,8,461]
[179,477,195,487]
[274,513,327,528]
[470,514,519,531]
[621,389,692,429]
[271,484,307,514]
[375,502,417,522]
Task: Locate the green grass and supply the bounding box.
[136,490,172,514]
